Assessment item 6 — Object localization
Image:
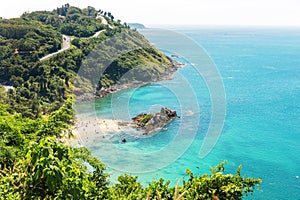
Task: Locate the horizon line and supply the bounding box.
[145,24,300,28]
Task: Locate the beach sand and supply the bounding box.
[63,116,136,147]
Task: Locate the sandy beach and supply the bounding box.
[63,115,136,147]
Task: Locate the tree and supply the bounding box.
[181,161,262,199]
[0,137,108,199]
[108,161,262,199]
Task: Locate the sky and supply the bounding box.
[0,0,300,26]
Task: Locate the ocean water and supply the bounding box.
[75,27,300,199]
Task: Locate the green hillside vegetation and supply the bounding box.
[0,18,61,60]
[73,29,172,92]
[0,5,262,199]
[22,4,107,37]
[0,4,172,117]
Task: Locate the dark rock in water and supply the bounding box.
[121,138,127,143]
[171,54,180,58]
[132,107,179,135]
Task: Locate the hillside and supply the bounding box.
[0,4,172,117]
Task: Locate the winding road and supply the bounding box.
[91,29,106,38]
[40,35,72,61]
[96,15,113,29]
[40,15,113,61]
[40,28,107,61]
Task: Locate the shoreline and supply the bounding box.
[63,116,136,146]
[65,59,185,145]
[75,60,185,102]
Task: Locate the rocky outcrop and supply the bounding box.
[132,107,179,135]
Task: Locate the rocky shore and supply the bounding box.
[75,60,184,102]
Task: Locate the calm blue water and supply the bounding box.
[76,27,300,199]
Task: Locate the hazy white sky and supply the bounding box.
[1,0,300,26]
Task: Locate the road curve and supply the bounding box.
[40,28,106,61]
[40,35,72,61]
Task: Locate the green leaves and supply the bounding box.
[0,136,108,199]
[108,161,261,200]
[182,161,262,200]
[23,5,106,38]
[109,175,144,199]
[0,99,73,168]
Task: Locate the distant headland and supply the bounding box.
[128,23,146,29]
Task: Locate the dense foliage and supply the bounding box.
[0,5,262,199]
[0,95,74,167]
[22,4,107,37]
[108,161,261,200]
[0,18,61,55]
[0,5,171,118]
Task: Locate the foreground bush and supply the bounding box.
[0,137,261,199]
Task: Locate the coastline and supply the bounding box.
[63,116,136,146]
[75,60,185,102]
[65,59,185,145]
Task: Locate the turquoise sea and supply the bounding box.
[76,26,300,199]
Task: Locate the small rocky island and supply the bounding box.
[132,107,179,135]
